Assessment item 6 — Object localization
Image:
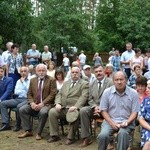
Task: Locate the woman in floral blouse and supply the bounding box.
[139,80,150,149]
[7,44,23,89]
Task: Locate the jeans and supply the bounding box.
[0,98,27,125]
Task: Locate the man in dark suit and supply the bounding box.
[79,65,113,147]
[0,66,13,102]
[47,66,89,145]
[18,64,57,140]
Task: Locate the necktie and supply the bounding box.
[98,81,101,92]
[36,79,43,104]
[71,81,76,88]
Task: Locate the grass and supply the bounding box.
[0,112,141,150]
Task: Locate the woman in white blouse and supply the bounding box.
[55,69,65,92]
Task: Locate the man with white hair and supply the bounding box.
[18,64,57,140]
[48,66,89,145]
[2,42,13,64]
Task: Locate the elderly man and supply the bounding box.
[0,66,30,131]
[79,65,113,147]
[97,71,140,150]
[2,42,13,64]
[47,66,89,145]
[18,64,57,140]
[65,61,87,81]
[26,44,41,66]
[41,45,52,65]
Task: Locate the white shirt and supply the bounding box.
[79,53,86,64]
[0,55,5,66]
[63,57,70,66]
[42,51,52,60]
[2,50,11,64]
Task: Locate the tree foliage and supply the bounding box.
[0,0,150,53]
[0,0,33,50]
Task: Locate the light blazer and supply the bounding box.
[27,75,57,105]
[55,78,89,109]
[88,77,113,108]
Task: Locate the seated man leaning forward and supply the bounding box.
[0,66,30,132]
[97,71,140,150]
[80,65,113,147]
[47,66,89,145]
[18,64,57,140]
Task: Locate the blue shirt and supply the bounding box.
[120,50,135,68]
[100,85,139,123]
[14,77,30,98]
[128,74,137,88]
[27,49,40,62]
[111,55,121,72]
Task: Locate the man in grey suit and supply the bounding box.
[79,65,113,147]
[47,66,89,145]
[18,64,57,140]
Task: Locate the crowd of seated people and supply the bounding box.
[1,41,150,150]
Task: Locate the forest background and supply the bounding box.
[0,0,150,54]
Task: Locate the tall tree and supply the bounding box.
[116,0,150,50]
[95,0,122,51]
[0,0,33,50]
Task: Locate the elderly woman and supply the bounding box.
[139,80,150,150]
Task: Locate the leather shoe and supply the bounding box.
[79,138,92,147]
[36,134,42,140]
[47,136,60,143]
[65,139,75,145]
[0,124,11,131]
[18,131,33,138]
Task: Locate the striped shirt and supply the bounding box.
[100,85,140,123]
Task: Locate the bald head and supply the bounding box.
[113,71,127,93]
[20,66,29,78]
[72,61,80,67]
[71,67,81,81]
[32,44,36,50]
